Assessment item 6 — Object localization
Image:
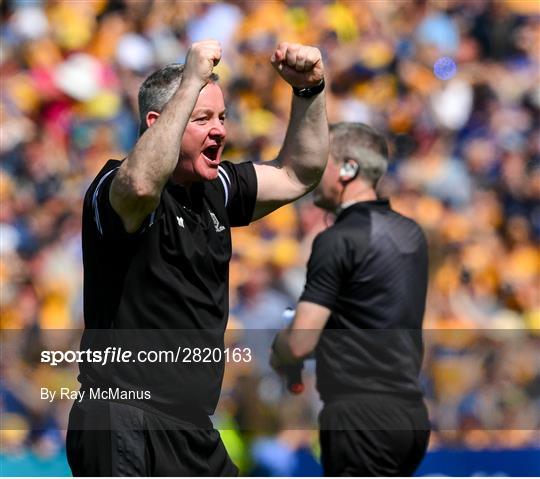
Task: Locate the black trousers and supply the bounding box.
[319,395,430,477]
[66,399,238,476]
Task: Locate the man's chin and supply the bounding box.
[196,156,221,181]
[313,195,333,212]
[198,167,219,182]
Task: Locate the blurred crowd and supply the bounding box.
[1,0,539,475]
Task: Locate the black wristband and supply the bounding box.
[292,79,325,98]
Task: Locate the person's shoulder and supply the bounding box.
[219,159,253,169]
[209,161,235,187]
[216,160,255,179]
[88,159,123,189]
[313,225,348,250]
[82,159,126,223]
[387,207,428,246]
[97,159,123,177]
[211,160,257,223]
[83,159,122,201]
[208,161,241,191]
[389,207,425,233]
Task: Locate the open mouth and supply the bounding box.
[202,145,220,164]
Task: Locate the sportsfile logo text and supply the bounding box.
[41,346,252,366]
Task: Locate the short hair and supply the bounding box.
[329,122,389,186]
[137,63,219,135]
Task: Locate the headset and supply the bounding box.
[339,158,359,183]
[326,159,361,224]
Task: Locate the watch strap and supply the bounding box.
[292,79,325,98]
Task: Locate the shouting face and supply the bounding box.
[174,82,227,184]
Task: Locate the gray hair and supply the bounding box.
[138,63,219,135]
[329,122,389,186]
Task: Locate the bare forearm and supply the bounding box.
[252,43,327,220]
[278,92,329,189]
[272,301,330,368]
[272,329,300,366]
[271,327,317,369]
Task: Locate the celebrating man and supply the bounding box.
[67,40,328,476]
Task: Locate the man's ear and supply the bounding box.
[339,159,359,183]
[146,111,160,128]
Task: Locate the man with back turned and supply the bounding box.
[67,40,328,476]
[272,122,431,476]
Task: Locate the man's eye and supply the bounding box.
[194,117,208,123]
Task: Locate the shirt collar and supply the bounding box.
[336,198,391,221]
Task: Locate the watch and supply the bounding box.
[292,79,325,98]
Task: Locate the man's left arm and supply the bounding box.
[271,301,331,369]
[271,231,347,370]
[252,42,329,221]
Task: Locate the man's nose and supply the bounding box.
[209,120,226,139]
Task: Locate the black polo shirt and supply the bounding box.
[79,159,257,423]
[300,200,428,403]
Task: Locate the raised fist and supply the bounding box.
[183,40,222,87]
[270,43,324,89]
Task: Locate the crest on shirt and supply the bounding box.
[208,210,225,233]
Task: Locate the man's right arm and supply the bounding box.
[109,41,222,233]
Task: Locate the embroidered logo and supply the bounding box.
[176,215,185,228]
[209,211,225,232]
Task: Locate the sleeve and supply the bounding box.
[299,231,350,310]
[217,161,258,227]
[87,161,157,239]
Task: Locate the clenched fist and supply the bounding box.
[183,40,222,88]
[270,42,324,89]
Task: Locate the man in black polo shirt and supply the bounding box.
[66,40,328,476]
[271,122,430,476]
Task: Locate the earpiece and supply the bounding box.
[339,160,359,182]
